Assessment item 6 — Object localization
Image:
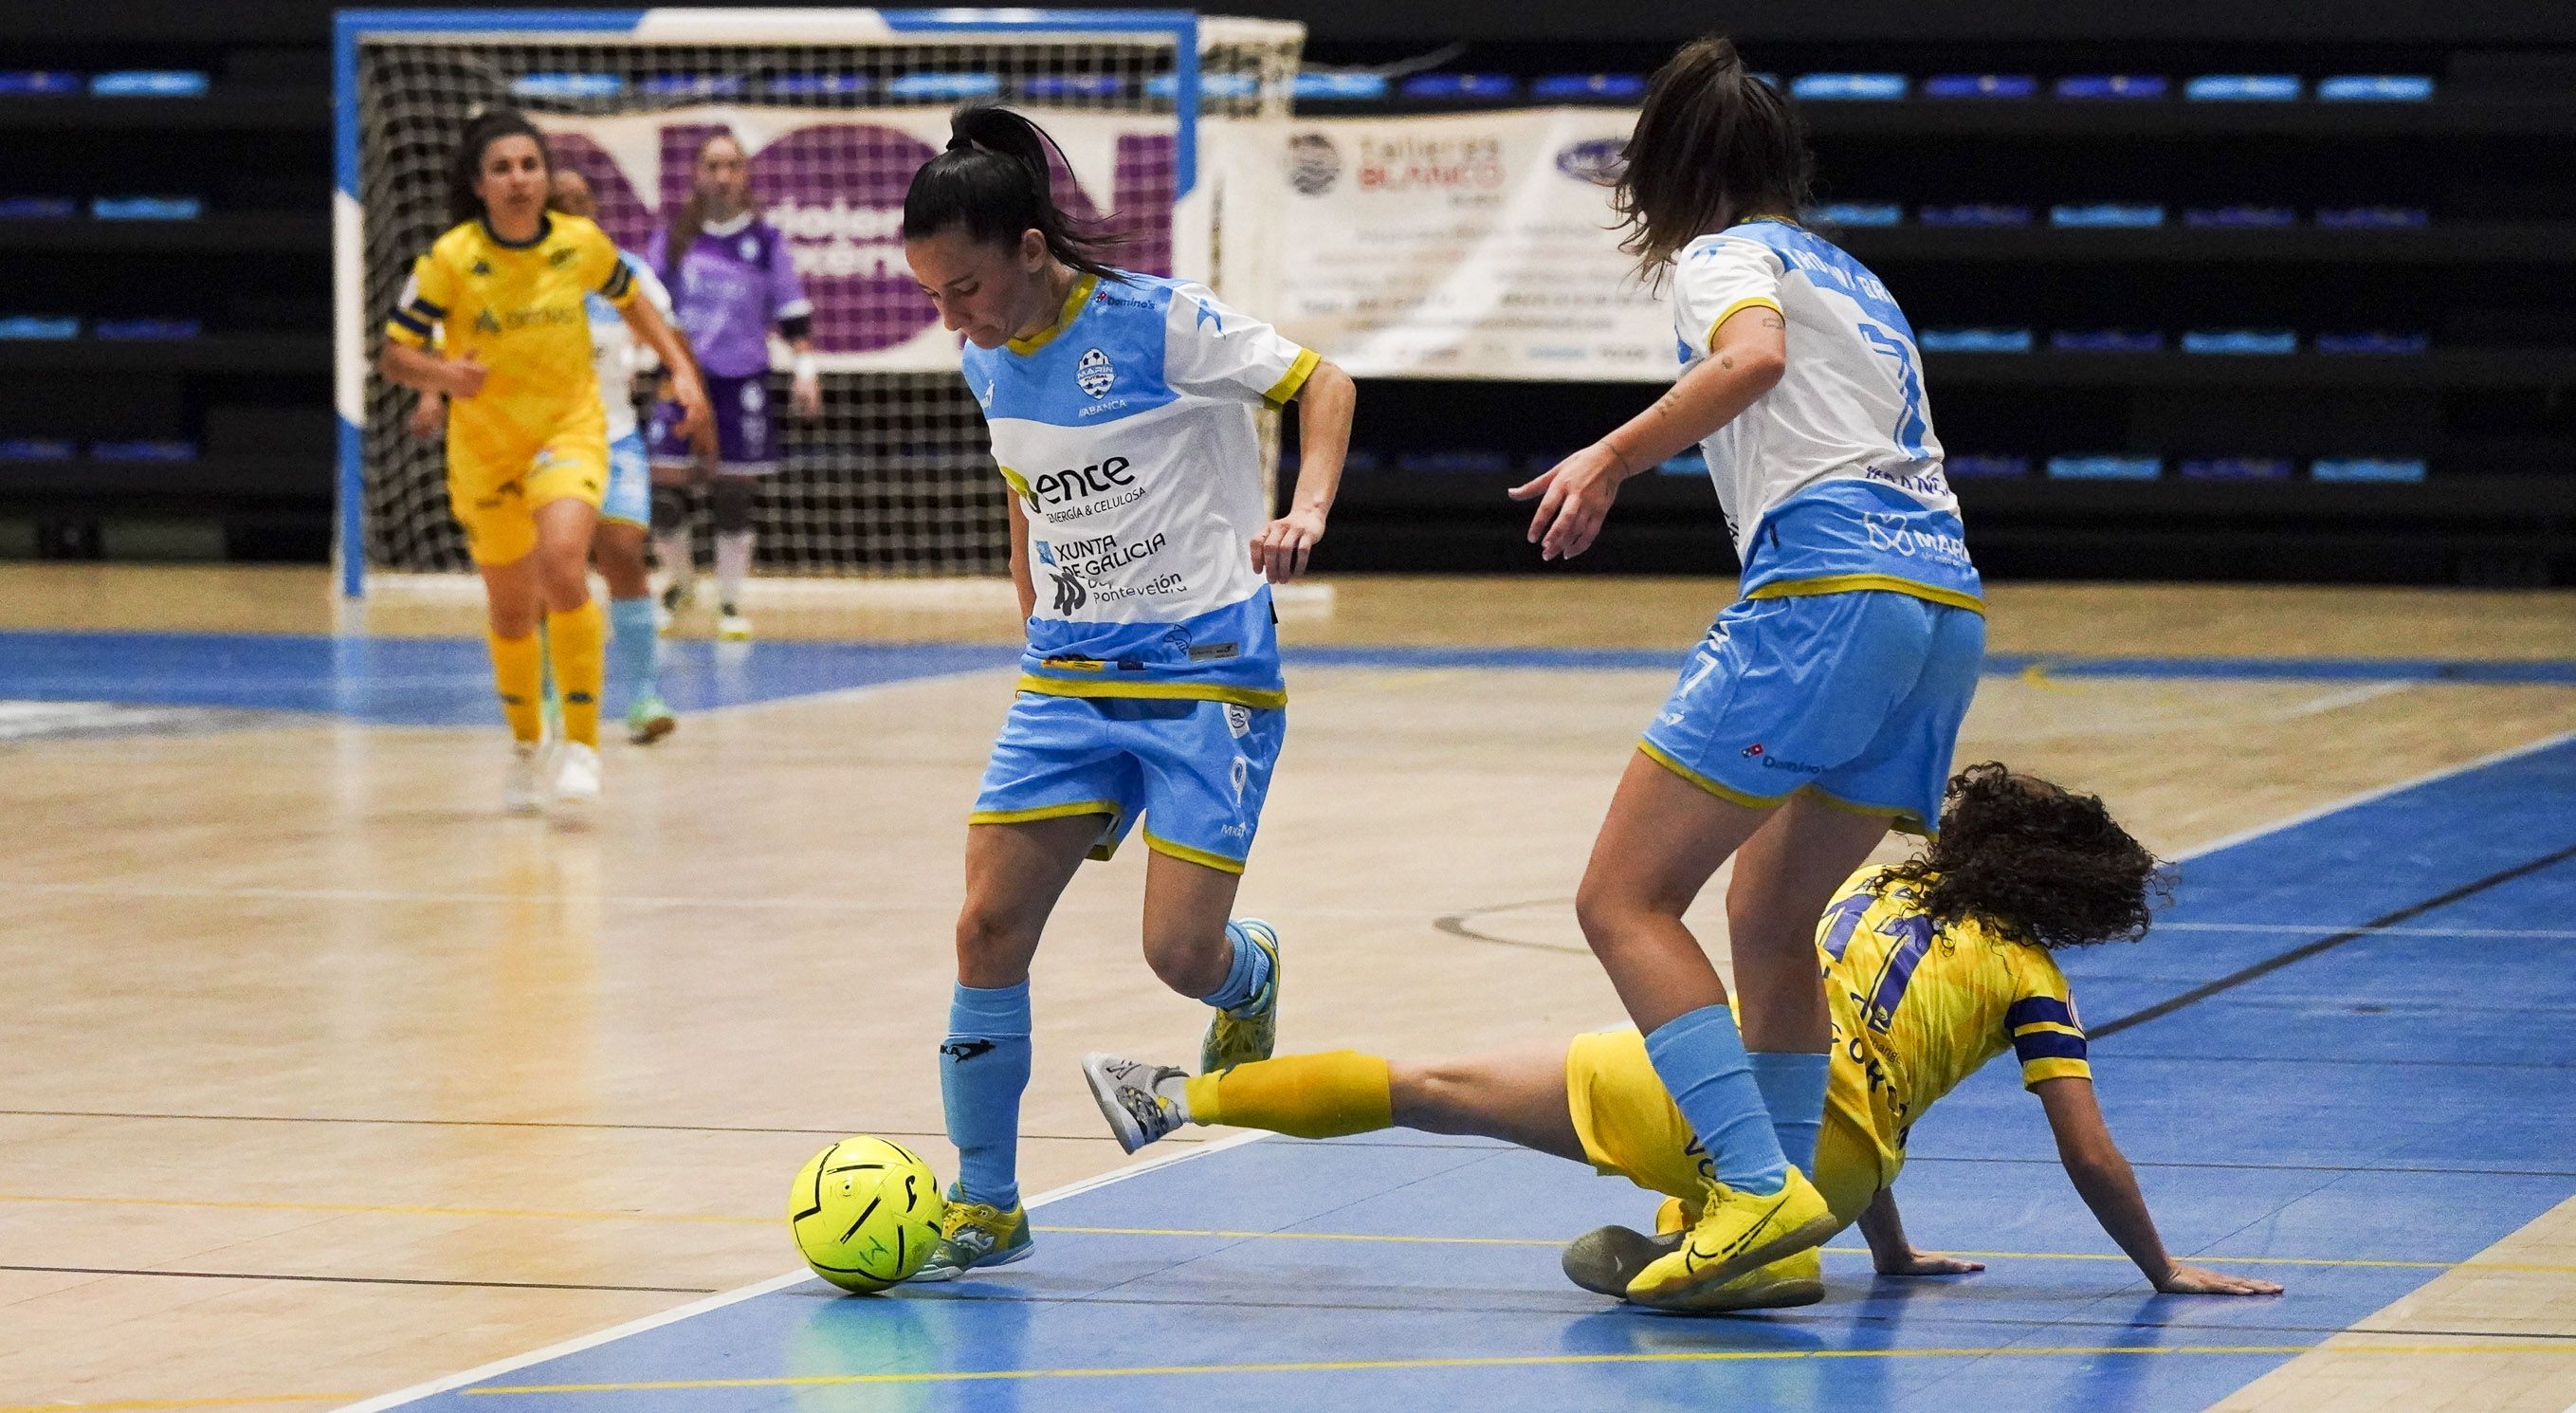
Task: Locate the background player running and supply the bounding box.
[1087,764,2284,1312]
[1510,36,1988,1308]
[379,110,709,809]
[647,131,819,640]
[410,168,692,744]
[899,105,1356,1280]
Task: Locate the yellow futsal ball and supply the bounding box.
[788,1136,945,1293]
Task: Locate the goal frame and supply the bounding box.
[329,7,1221,601]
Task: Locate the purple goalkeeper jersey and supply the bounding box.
[647,211,811,379]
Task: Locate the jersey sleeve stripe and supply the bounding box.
[409,297,448,320]
[387,309,432,339]
[2004,997,2077,1031]
[1702,295,1784,352]
[2011,1030,2088,1063]
[2019,1056,2092,1087]
[1263,347,1321,406]
[599,261,635,301]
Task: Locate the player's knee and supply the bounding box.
[710,478,755,534]
[953,905,1039,983]
[650,486,689,530]
[1140,926,1228,997]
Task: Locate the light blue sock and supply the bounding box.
[940,981,1032,1210]
[606,595,658,710]
[1749,1051,1830,1175]
[1644,1004,1789,1196]
[1198,921,1275,1014]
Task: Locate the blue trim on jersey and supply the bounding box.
[2012,1031,2090,1062]
[2005,997,2078,1031]
[1715,219,1918,343]
[1743,481,1983,603]
[1021,587,1284,698]
[963,274,1181,430]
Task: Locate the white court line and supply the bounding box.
[2154,923,2576,940]
[2282,679,2416,718]
[2165,727,2576,863]
[325,1129,1270,1413]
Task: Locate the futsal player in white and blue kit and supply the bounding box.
[553,169,679,743]
[898,106,1357,1278]
[1514,36,1985,1309]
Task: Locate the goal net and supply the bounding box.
[332,9,1304,601]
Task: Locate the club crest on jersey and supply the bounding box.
[740,236,759,261]
[1076,347,1116,398]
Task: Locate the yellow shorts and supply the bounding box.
[1563,1027,1886,1229]
[447,424,609,566]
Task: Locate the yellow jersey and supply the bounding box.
[1820,865,2092,1193]
[384,213,635,486]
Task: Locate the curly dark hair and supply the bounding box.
[1876,762,2167,950]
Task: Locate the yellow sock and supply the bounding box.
[1182,1051,1392,1139]
[487,630,544,743]
[547,599,606,747]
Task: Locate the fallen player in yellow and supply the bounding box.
[1085,763,2286,1311]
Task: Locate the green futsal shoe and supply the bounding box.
[911,1196,1032,1281]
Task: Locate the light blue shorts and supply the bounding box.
[600,430,650,528]
[969,692,1288,873]
[1638,590,1985,835]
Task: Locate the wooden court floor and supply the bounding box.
[0,567,2571,1412]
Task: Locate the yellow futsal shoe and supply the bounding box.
[1201,918,1281,1074]
[1625,1166,1836,1311]
[910,1196,1032,1281]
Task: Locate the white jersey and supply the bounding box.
[1672,220,1979,607]
[583,253,672,442]
[960,270,1318,707]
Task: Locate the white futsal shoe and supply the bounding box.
[552,741,601,807]
[1082,1053,1191,1154]
[504,741,549,815]
[718,602,753,640]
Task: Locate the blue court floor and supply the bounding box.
[321,728,2576,1411]
[3,630,2576,727]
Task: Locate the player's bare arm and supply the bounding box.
[2035,1076,2284,1296]
[1507,307,1784,560]
[1251,357,1355,583]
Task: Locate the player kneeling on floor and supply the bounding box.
[1086,763,2287,1312]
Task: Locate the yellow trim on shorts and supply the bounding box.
[1263,347,1321,406]
[970,799,1121,828]
[1636,740,1788,811]
[1745,574,1986,614]
[1704,296,1784,352]
[1007,274,1100,356]
[1142,832,1246,875]
[1016,674,1288,710]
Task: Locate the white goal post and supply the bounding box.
[331,8,1304,602]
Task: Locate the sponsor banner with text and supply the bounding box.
[1253,108,1669,381]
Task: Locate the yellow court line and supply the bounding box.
[463,1344,2576,1396]
[8,1198,2568,1275]
[0,1396,359,1413]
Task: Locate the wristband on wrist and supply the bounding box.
[793,353,819,382]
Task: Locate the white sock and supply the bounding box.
[715,530,752,609]
[655,530,693,589]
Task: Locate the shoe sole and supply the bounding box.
[1629,1213,1839,1312]
[1081,1053,1153,1155]
[1562,1224,1680,1297]
[628,714,676,745]
[1660,1273,1826,1315]
[906,1239,1033,1282]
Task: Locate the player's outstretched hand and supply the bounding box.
[2155,1262,2284,1296]
[1250,507,1325,583]
[1508,443,1624,561]
[446,355,487,399]
[673,378,718,463]
[1875,1249,1986,1276]
[792,370,822,419]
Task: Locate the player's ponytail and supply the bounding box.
[1880,762,2167,951]
[1612,35,1813,283]
[447,107,552,228]
[902,104,1123,279]
[660,131,743,286]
